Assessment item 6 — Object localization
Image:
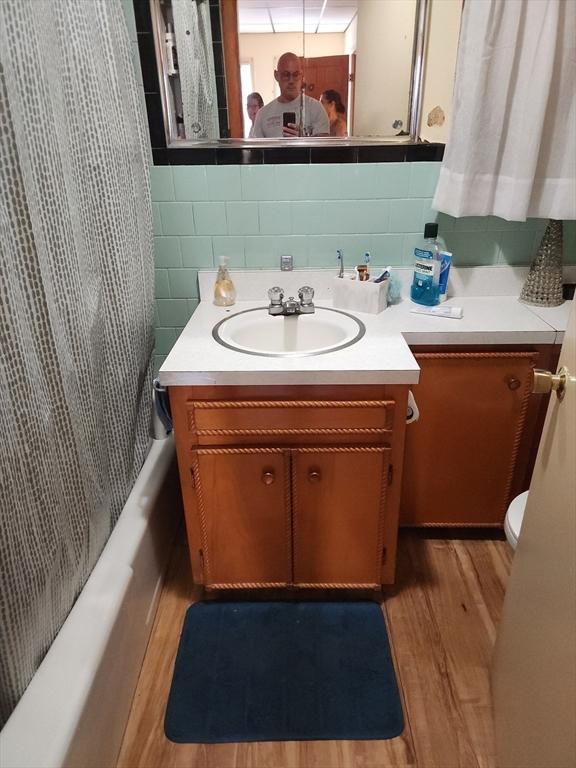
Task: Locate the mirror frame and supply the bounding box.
[134,0,445,165]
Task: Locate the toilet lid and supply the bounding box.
[505,490,529,547]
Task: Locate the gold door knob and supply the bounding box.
[262,470,275,485]
[308,469,321,483]
[532,366,568,401]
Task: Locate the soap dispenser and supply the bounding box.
[213,256,236,306]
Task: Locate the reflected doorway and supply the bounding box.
[303,54,352,135]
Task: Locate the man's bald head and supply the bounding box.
[275,52,303,102]
[277,52,300,71]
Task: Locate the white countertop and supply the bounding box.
[383,296,562,346]
[159,299,420,386]
[159,268,572,387]
[519,300,573,338]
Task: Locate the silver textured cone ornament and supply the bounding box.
[519,219,564,306]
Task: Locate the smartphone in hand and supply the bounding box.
[282,111,296,128]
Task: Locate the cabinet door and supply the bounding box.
[292,446,390,587]
[193,448,291,588]
[400,352,538,526]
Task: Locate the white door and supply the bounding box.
[492,300,576,768]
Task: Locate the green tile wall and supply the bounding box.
[152,162,576,371]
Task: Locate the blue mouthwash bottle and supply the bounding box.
[410,222,442,306]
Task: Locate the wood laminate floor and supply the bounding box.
[117,531,512,768]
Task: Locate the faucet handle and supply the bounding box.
[298,286,314,305]
[267,286,284,305]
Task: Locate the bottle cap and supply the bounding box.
[423,222,438,238]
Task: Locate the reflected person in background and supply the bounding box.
[320,90,347,137]
[251,52,329,138]
[246,92,263,137]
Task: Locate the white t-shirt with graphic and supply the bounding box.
[250,95,330,138]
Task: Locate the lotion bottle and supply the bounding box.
[213,256,236,306]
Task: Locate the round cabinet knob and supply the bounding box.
[308,469,321,483]
[262,470,275,485]
[532,366,568,401]
[507,377,521,390]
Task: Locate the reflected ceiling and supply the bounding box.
[237,0,358,34]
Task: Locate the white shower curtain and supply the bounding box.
[433,0,576,221]
[0,0,153,726]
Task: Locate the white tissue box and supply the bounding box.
[332,276,389,314]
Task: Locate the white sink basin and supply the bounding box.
[212,307,366,357]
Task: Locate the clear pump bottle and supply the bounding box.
[213,256,236,306]
[410,222,442,306]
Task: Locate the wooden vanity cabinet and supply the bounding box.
[169,385,408,589]
[399,346,559,527]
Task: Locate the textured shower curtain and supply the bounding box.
[433,0,576,220]
[0,0,154,727]
[172,0,219,139]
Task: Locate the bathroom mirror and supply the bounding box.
[148,0,442,146]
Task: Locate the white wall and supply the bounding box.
[344,15,357,55]
[239,32,345,106]
[419,0,462,143]
[354,0,417,136]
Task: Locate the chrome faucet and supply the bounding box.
[336,249,344,278]
[267,286,315,315]
[283,296,300,314]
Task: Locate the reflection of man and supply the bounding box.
[251,52,329,138]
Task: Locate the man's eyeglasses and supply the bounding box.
[278,71,302,81]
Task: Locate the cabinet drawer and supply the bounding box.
[187,399,395,446]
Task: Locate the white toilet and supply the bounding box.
[504,490,529,550]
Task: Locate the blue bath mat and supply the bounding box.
[164,601,404,743]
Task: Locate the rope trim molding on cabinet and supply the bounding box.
[291,445,390,454]
[196,446,289,455]
[291,453,299,583]
[284,449,293,584]
[191,399,396,409]
[196,445,392,455]
[500,364,535,524]
[402,521,505,528]
[195,427,392,437]
[191,452,211,583]
[295,582,381,589]
[376,454,389,581]
[206,581,381,589]
[206,582,290,590]
[187,406,197,436]
[414,352,540,360]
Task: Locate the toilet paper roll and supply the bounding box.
[406,391,420,424]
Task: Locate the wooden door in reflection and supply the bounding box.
[303,54,351,131]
